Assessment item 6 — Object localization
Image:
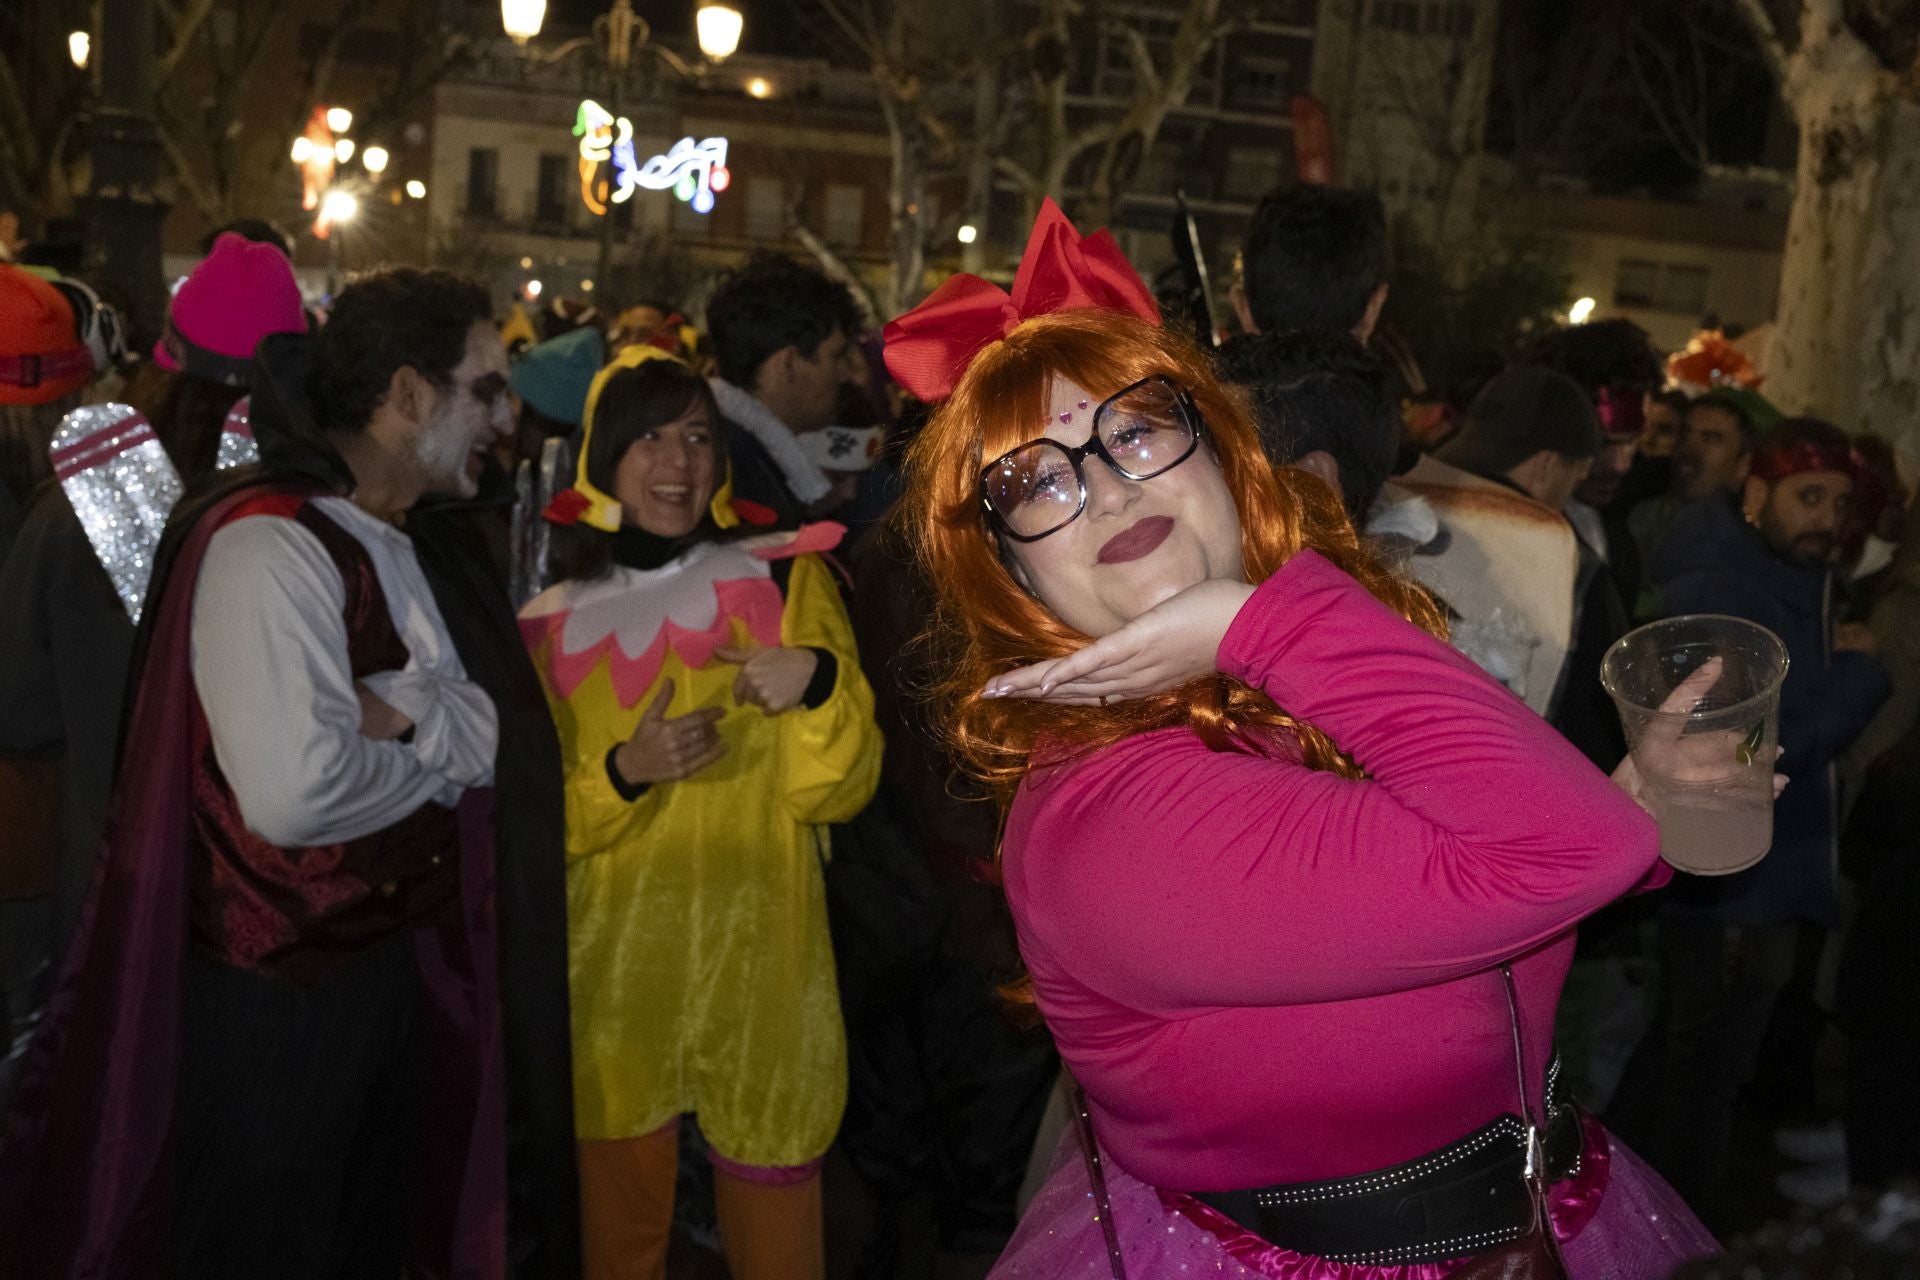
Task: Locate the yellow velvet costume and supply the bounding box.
[519,535,880,1168]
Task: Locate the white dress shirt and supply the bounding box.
[189,495,496,848]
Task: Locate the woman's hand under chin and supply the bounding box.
[983,578,1257,705]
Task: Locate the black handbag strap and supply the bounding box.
[1072,1078,1130,1280]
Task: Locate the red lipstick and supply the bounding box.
[1097,515,1174,565]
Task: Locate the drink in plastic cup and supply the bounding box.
[1600,614,1790,876]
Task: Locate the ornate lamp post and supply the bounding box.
[503,0,743,285]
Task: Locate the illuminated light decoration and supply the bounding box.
[520,256,534,269]
[296,106,338,212]
[335,137,356,164]
[526,279,544,299]
[69,31,90,70]
[573,99,639,216]
[326,106,353,133]
[746,77,771,99]
[710,166,731,193]
[957,223,978,245]
[1568,296,1596,325]
[405,179,427,198]
[581,279,595,292]
[362,145,390,175]
[635,135,730,216]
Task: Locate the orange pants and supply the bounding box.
[578,1123,824,1280]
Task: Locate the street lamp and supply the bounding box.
[321,190,359,225]
[957,224,978,245]
[506,0,746,286]
[502,0,548,44]
[362,145,390,175]
[68,31,90,69]
[405,179,427,199]
[695,4,744,61]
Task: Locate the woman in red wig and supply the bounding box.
[884,201,1722,1279]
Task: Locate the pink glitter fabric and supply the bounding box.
[990,1118,1717,1280]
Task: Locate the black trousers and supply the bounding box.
[1607,915,1796,1233]
[171,929,425,1280]
[839,874,1058,1260]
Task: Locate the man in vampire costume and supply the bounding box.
[0,269,581,1279]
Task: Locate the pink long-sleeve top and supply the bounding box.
[1001,550,1664,1194]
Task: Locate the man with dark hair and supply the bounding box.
[0,268,581,1278]
[1610,418,1888,1231]
[199,218,296,260]
[1216,329,1400,520]
[1232,185,1389,341]
[704,252,865,525]
[1627,388,1775,617]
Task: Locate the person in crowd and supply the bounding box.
[199,217,297,259]
[1231,184,1388,342]
[1609,418,1889,1232]
[0,268,581,1278]
[1387,368,1586,717]
[1523,320,1662,588]
[1833,498,1920,1195]
[1627,388,1772,618]
[523,346,880,1280]
[704,253,866,526]
[1640,388,1687,460]
[1215,328,1401,524]
[0,234,307,1106]
[840,504,1060,1280]
[0,264,93,543]
[883,198,1718,1278]
[511,323,607,441]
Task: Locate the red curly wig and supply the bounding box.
[901,308,1445,809]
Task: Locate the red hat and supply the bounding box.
[0,264,92,405]
[155,232,307,386]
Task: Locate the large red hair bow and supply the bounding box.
[882,198,1160,403]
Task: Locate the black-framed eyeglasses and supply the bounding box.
[978,375,1203,542]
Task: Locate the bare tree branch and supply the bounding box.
[1730,0,1791,80]
[156,0,221,85]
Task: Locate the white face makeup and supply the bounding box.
[999,376,1244,638]
[414,320,513,499]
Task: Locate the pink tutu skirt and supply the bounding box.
[990,1115,1718,1280]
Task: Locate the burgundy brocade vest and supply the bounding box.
[187,494,460,980]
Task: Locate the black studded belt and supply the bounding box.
[1189,1056,1582,1266]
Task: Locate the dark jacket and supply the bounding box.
[1652,494,1889,925]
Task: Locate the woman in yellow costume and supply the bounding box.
[519,346,880,1280]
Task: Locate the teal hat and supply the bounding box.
[510,325,606,427]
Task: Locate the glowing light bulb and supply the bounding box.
[405,179,427,199]
[320,190,359,224]
[1569,296,1597,324]
[291,136,315,164]
[334,138,356,164]
[957,224,978,245]
[326,107,353,133]
[695,3,744,60]
[68,31,89,69]
[362,145,390,174]
[746,77,771,99]
[526,279,544,299]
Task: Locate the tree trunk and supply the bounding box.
[1853,97,1920,468]
[881,94,928,318]
[1765,26,1896,433]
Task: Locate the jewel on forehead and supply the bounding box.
[1077,399,1089,410]
[1059,411,1073,424]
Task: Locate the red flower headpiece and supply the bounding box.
[1666,330,1763,391]
[882,198,1160,404]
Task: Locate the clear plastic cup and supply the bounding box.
[1600,614,1790,876]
